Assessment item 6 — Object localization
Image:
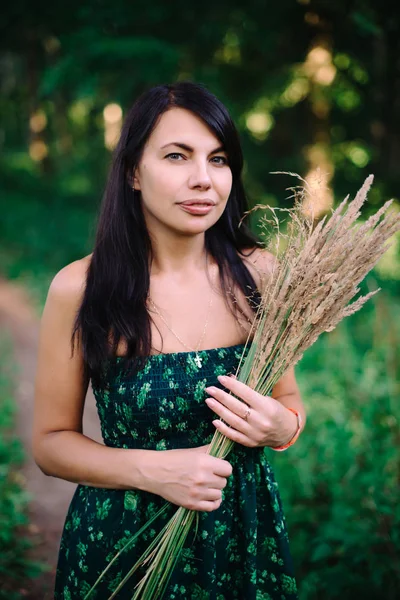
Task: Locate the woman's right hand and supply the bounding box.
[145,444,233,512]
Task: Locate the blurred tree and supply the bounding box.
[0,0,399,272]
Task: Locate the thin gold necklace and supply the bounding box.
[148,269,215,368]
[148,294,213,368]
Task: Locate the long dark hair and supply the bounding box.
[73,81,262,384]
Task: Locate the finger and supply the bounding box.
[210,457,233,478]
[212,420,258,448]
[216,375,264,408]
[205,397,250,433]
[202,488,223,502]
[200,498,222,512]
[209,476,228,490]
[205,386,251,419]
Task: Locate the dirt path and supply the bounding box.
[0,279,102,599]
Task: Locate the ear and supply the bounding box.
[132,168,141,191]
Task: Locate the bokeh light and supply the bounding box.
[304,46,337,86]
[302,144,334,218]
[69,99,92,125]
[245,111,274,140]
[29,140,49,162]
[281,78,309,107]
[103,103,123,150]
[29,110,47,133]
[214,30,241,65]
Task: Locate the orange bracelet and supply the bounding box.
[270,408,302,452]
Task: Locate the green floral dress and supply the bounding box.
[55,344,298,599]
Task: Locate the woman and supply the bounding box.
[33,81,306,599]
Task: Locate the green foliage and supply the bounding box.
[2,0,400,209]
[0,339,43,598]
[269,291,400,600]
[1,0,400,299]
[0,160,95,308]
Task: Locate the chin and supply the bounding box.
[176,216,221,236]
[175,224,211,237]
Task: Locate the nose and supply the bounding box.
[188,159,212,190]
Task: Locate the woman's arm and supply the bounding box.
[271,366,306,445]
[32,258,157,491]
[191,247,306,450]
[33,261,239,513]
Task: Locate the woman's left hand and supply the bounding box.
[204,374,296,449]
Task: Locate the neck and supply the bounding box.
[148,227,209,277]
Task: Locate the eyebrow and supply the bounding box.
[160,141,226,154]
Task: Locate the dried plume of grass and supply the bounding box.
[85,174,400,600]
[238,174,399,397]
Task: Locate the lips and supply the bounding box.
[179,199,215,206]
[179,203,214,215]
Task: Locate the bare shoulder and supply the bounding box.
[47,254,92,310]
[34,255,93,448]
[240,246,278,290]
[241,246,277,272]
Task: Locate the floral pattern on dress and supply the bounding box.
[55,344,298,599]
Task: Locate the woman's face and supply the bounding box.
[132,107,233,237]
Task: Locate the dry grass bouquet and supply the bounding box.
[85,174,400,600]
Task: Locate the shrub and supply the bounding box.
[269,293,400,600]
[0,338,43,599]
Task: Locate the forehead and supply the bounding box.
[147,107,222,150]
